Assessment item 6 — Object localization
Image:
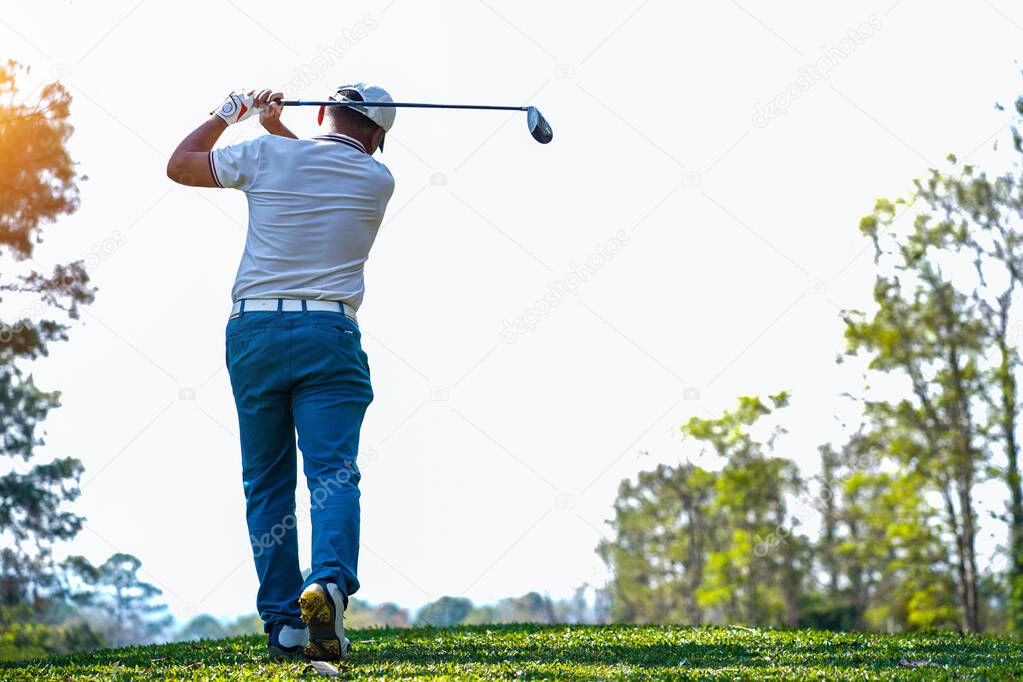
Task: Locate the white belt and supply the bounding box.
[231,298,357,322]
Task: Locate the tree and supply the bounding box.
[221,613,264,636]
[682,393,809,627]
[176,614,225,642]
[600,394,811,627]
[414,596,473,627]
[344,599,410,629]
[0,60,95,612]
[0,610,104,662]
[64,553,171,647]
[844,154,1023,632]
[598,463,718,624]
[551,584,610,624]
[908,141,1023,633]
[814,433,957,631]
[490,592,557,624]
[175,612,263,641]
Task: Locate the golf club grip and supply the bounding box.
[274,99,527,112]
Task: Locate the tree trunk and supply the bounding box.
[777,504,800,627]
[957,479,980,632]
[820,446,840,597]
[683,493,705,625]
[847,517,866,630]
[997,297,1023,634]
[942,485,971,632]
[746,528,758,625]
[937,282,981,632]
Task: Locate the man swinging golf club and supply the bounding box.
[167,84,396,660]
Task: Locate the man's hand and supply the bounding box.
[168,87,299,186]
[255,88,298,139]
[212,90,260,125]
[256,89,283,125]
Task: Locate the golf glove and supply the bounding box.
[212,91,259,125]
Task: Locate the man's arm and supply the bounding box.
[166,116,228,187]
[166,89,291,187]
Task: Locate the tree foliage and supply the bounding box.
[0,60,95,618]
[601,395,813,627]
[63,553,171,647]
[844,153,1023,632]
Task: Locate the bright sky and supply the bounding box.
[4,0,1023,623]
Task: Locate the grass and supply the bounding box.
[2,624,1022,680]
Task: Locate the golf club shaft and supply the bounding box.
[276,100,529,112]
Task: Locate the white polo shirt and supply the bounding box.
[211,133,394,310]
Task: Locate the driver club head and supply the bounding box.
[527,106,553,144]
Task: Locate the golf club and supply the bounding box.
[274,99,554,144]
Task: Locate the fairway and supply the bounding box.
[4,624,1022,681]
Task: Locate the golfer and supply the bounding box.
[167,84,395,660]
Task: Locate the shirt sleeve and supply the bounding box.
[210,137,263,191]
[377,163,396,204]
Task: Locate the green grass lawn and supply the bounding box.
[3,624,1022,680]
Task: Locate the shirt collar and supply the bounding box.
[314,133,368,154]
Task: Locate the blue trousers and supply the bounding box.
[225,310,372,630]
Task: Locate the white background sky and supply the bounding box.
[3,0,1023,624]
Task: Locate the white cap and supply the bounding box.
[331,83,395,133]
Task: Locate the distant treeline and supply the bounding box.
[175,587,611,642]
